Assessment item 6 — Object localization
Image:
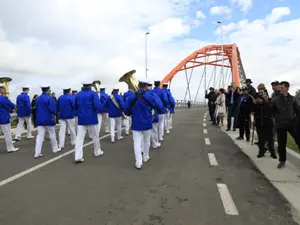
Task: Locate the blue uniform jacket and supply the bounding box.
[35,93,57,126]
[103,93,125,118]
[152,91,163,123]
[71,94,78,117]
[125,89,164,131]
[16,93,32,117]
[57,94,75,120]
[123,90,135,102]
[0,95,15,124]
[153,87,168,114]
[75,88,102,125]
[166,89,175,114]
[99,91,109,113]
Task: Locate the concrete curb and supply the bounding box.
[221,126,300,224]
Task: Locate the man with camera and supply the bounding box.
[253,84,277,159]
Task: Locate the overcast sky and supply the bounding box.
[1,0,300,102]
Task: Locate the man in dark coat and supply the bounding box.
[253,84,277,159]
[236,87,252,141]
[205,87,216,121]
[226,83,241,131]
[272,81,300,169]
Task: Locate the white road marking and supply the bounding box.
[204,138,211,145]
[208,153,218,166]
[0,132,115,188]
[217,183,239,215]
[203,129,208,134]
[203,123,207,127]
[203,119,206,122]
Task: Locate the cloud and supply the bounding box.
[0,0,204,101]
[196,10,206,19]
[230,0,252,12]
[210,5,232,16]
[265,7,291,24]
[215,8,300,94]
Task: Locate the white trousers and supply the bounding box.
[97,114,103,136]
[124,116,131,134]
[16,116,32,137]
[35,126,58,156]
[59,118,76,148]
[169,114,173,129]
[132,130,151,167]
[0,123,15,152]
[110,117,122,140]
[103,113,109,133]
[151,122,160,148]
[164,111,170,133]
[75,125,101,161]
[158,114,165,141]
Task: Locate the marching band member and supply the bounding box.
[168,89,175,129]
[123,89,135,135]
[103,88,125,143]
[125,79,164,170]
[147,82,162,149]
[162,84,175,133]
[153,81,169,141]
[15,86,34,140]
[74,82,104,163]
[34,85,61,158]
[100,88,110,134]
[57,88,76,149]
[0,85,19,152]
[71,90,78,132]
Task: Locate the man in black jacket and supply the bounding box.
[236,87,252,141]
[245,78,257,98]
[272,81,300,169]
[205,87,216,121]
[253,84,277,159]
[226,83,240,131]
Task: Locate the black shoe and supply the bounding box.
[236,137,243,140]
[246,138,250,142]
[277,162,285,169]
[257,154,265,158]
[226,128,230,131]
[270,153,277,159]
[233,129,236,131]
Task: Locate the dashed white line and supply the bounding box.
[203,119,206,122]
[208,153,218,166]
[204,138,211,145]
[217,183,239,215]
[203,129,208,134]
[0,132,117,188]
[203,123,207,127]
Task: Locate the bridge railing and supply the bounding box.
[175,100,207,108]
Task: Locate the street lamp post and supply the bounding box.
[217,21,224,88]
[145,32,150,79]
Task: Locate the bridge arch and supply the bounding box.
[160,43,246,90]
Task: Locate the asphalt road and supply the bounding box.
[0,108,298,225]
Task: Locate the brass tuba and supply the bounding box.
[0,77,12,97]
[119,70,138,92]
[91,80,101,92]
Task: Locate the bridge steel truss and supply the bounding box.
[160,43,246,103]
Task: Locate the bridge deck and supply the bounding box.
[0,109,297,225]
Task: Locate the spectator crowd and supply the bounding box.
[205,79,300,169]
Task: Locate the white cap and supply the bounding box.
[0,84,4,88]
[82,81,92,86]
[22,86,30,89]
[138,79,149,85]
[41,85,50,89]
[113,87,119,90]
[63,87,71,90]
